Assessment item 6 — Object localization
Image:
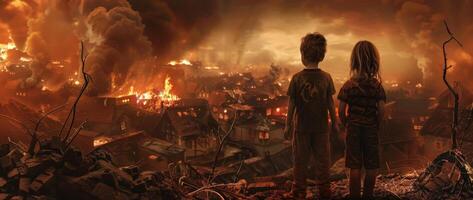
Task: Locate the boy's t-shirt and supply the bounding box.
[337,77,386,127]
[287,68,335,133]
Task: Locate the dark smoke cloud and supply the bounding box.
[85,5,152,95]
[128,0,220,61]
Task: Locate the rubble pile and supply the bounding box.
[0,136,181,200]
[413,150,473,200]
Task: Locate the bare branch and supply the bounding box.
[59,41,90,144]
[209,112,238,183]
[442,20,463,149]
[28,103,67,155]
[444,20,463,47]
[64,120,87,149]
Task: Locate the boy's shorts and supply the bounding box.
[345,124,380,169]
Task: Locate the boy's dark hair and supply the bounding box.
[300,32,327,64]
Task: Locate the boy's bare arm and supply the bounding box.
[284,98,295,140]
[328,95,339,133]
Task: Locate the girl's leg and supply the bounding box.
[346,124,363,199]
[363,169,378,198]
[349,168,361,199]
[361,126,380,199]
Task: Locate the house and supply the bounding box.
[421,104,473,163]
[262,96,289,118]
[54,96,139,136]
[219,104,287,156]
[95,131,185,171]
[378,97,431,171]
[153,98,219,159]
[420,84,473,163]
[231,114,285,147]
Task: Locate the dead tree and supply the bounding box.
[442,21,463,149]
[58,41,90,143]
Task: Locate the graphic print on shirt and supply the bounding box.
[301,82,319,103]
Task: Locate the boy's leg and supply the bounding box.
[349,169,362,200]
[292,131,311,197]
[346,124,363,199]
[313,132,331,199]
[361,127,380,199]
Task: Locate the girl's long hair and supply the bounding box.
[350,40,381,81]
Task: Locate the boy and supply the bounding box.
[285,32,339,199]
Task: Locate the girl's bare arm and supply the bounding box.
[378,100,385,127]
[338,101,347,126]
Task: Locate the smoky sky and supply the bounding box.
[191,0,473,92]
[0,0,472,95]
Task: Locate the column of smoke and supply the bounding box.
[82,0,222,96]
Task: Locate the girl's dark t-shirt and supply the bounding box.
[337,77,386,127]
[287,68,335,133]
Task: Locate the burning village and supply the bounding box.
[1,0,473,200]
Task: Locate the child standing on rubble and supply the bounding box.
[338,40,386,200]
[284,32,339,199]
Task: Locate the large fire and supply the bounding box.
[0,39,16,70]
[127,76,180,108]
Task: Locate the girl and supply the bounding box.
[337,41,386,200]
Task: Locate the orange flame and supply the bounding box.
[128,76,180,108]
[158,76,180,106]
